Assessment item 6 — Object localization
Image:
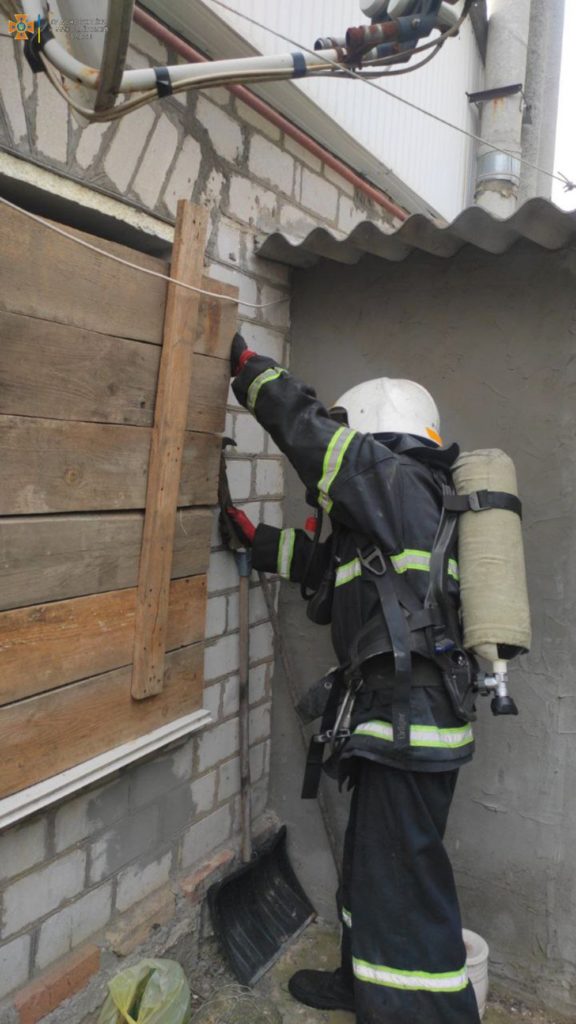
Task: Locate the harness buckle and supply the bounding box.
[314,727,351,745]
[358,545,387,576]
[468,490,489,512]
[434,636,457,655]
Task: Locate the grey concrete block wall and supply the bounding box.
[0,14,396,1015]
[286,240,576,1018]
[0,573,277,1002]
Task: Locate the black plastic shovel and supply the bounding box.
[208,449,315,986]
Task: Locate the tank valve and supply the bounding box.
[476,660,519,717]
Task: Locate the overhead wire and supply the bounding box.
[0,194,289,309]
[206,0,576,194]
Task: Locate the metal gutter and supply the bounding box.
[257,197,576,268]
[136,2,419,220]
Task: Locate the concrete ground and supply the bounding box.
[188,922,564,1024]
[255,924,564,1024]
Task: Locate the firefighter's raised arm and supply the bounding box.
[231,335,402,553]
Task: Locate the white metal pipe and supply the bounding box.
[475,0,532,217]
[37,43,339,97]
[118,50,340,93]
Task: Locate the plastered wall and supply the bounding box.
[283,240,576,1017]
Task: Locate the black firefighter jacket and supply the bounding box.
[233,355,475,772]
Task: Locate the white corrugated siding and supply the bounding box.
[203,1,484,220]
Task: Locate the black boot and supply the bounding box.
[288,968,355,1012]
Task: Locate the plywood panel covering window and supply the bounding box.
[0,201,238,801]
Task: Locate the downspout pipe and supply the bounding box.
[133,6,408,222]
[519,0,566,203]
[475,0,531,217]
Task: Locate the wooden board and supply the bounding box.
[0,203,238,348]
[0,310,159,428]
[132,202,209,700]
[0,510,213,612]
[188,355,230,434]
[0,575,207,706]
[0,417,220,514]
[0,641,204,799]
[194,279,239,359]
[0,201,238,800]
[0,310,229,433]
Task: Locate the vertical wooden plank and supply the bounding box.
[131,202,209,700]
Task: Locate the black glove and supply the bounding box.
[230,332,247,377]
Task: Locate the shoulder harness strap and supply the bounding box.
[354,541,412,751]
[443,490,522,518]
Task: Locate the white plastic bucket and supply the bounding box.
[463,928,490,1019]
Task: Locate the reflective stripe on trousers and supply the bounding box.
[342,908,468,993]
[354,720,474,750]
[339,762,481,1022]
[353,958,469,993]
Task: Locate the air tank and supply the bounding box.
[452,449,531,664]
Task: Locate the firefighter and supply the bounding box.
[227,333,481,1024]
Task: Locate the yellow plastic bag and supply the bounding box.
[98,959,191,1024]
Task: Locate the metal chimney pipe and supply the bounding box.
[475,0,532,217]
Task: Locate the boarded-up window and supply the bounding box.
[0,201,236,801]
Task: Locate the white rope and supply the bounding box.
[0,194,289,309]
[207,0,575,194]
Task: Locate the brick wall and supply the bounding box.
[0,18,395,1021]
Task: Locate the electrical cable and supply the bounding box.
[206,0,575,193]
[322,43,446,78]
[0,194,289,309]
[347,43,444,77]
[360,28,452,66]
[41,52,333,123]
[347,9,463,72]
[41,59,159,122]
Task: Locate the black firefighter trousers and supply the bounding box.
[339,759,481,1024]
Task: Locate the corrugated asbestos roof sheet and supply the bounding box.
[258,198,576,268]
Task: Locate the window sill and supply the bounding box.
[0,709,213,831]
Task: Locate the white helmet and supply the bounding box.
[333,378,443,446]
